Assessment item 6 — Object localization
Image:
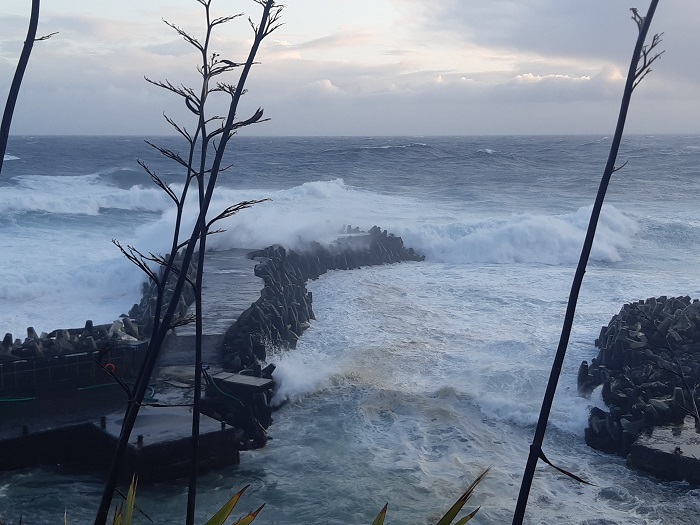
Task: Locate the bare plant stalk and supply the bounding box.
[1,0,40,174]
[511,2,661,523]
[94,2,281,523]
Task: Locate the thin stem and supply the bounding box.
[0,0,41,175]
[94,2,279,523]
[511,2,660,523]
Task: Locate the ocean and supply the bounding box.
[1,135,700,523]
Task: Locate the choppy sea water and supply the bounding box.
[1,135,700,523]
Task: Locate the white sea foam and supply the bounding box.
[136,178,421,253]
[0,235,143,336]
[269,349,337,406]
[129,178,640,270]
[399,204,639,265]
[3,154,19,161]
[0,174,169,215]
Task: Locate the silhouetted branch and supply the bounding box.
[145,77,202,114]
[252,0,284,36]
[137,160,180,205]
[163,19,203,52]
[97,2,280,523]
[35,31,58,41]
[211,14,243,27]
[148,253,179,272]
[171,313,197,329]
[630,8,664,91]
[96,358,133,399]
[112,239,160,285]
[185,96,201,115]
[205,115,225,125]
[212,82,238,97]
[144,77,197,101]
[144,252,198,291]
[633,32,664,90]
[145,140,190,169]
[175,238,192,252]
[630,7,644,30]
[208,107,266,140]
[163,113,193,144]
[206,198,270,228]
[512,2,660,523]
[0,0,42,174]
[538,450,593,486]
[612,160,629,173]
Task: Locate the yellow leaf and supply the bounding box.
[123,475,137,525]
[232,504,264,525]
[453,506,480,525]
[371,503,388,525]
[436,467,489,525]
[203,485,249,525]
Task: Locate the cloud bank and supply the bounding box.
[1,1,698,135]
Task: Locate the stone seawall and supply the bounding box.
[200,225,424,449]
[220,225,424,373]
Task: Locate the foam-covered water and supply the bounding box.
[2,135,700,523]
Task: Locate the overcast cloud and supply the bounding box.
[0,0,698,135]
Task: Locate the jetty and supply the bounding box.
[0,227,424,479]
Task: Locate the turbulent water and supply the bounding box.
[2,135,700,523]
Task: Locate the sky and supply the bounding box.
[1,0,699,136]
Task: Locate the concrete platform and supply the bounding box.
[103,405,241,481]
[0,406,240,481]
[210,372,274,394]
[627,416,700,484]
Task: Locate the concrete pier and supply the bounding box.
[0,249,263,477]
[0,406,240,481]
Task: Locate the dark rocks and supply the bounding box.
[2,227,422,457]
[581,296,700,465]
[0,252,200,395]
[1,247,199,370]
[221,226,424,372]
[128,249,199,337]
[0,319,138,364]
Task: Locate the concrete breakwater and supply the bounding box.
[201,226,425,447]
[1,225,424,470]
[1,226,420,377]
[220,225,425,373]
[580,295,700,482]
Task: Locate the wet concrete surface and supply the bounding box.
[627,416,700,483]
